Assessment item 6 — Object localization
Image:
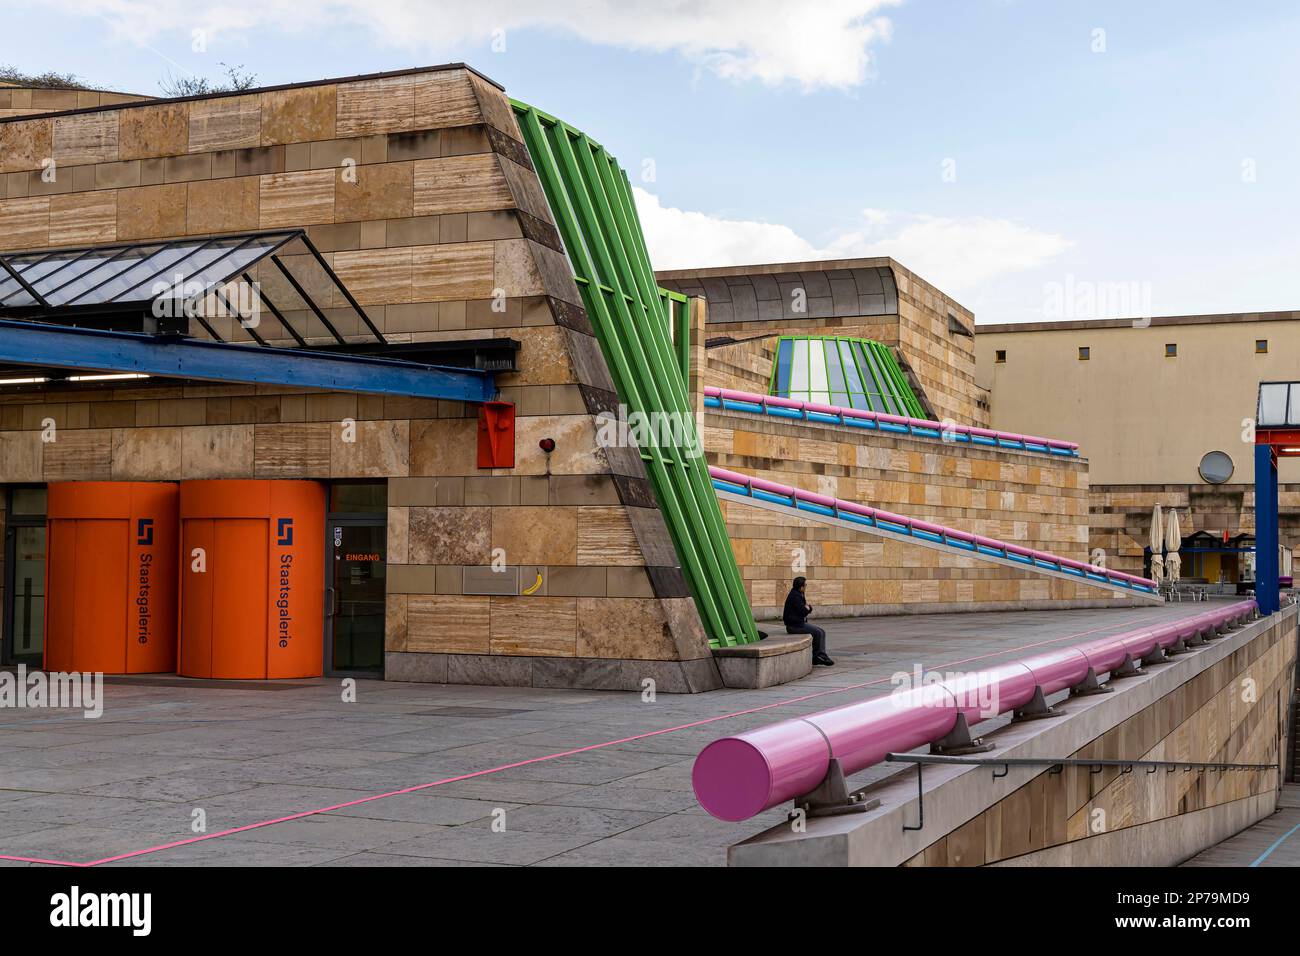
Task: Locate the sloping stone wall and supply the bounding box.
[704,406,1128,616]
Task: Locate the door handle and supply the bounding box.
[326,587,338,615]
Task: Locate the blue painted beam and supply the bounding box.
[0,318,495,403]
[1255,442,1280,615]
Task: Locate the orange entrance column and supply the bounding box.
[178,480,325,679]
[45,481,179,674]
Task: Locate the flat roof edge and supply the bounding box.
[0,83,145,98]
[0,62,504,125]
[655,256,896,279]
[979,311,1300,333]
[655,256,975,317]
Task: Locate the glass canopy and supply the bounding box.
[0,229,382,348]
[1258,382,1300,429]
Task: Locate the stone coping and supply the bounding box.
[712,633,810,659]
[0,63,505,126]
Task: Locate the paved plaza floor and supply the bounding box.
[1182,786,1300,867]
[0,601,1234,866]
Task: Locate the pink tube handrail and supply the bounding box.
[709,465,1157,590]
[692,599,1259,821]
[704,386,1081,452]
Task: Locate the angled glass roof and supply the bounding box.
[0,229,383,348]
[770,335,927,418]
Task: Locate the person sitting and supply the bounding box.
[783,576,834,666]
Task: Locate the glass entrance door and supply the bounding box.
[4,487,47,667]
[5,525,46,665]
[326,519,386,677]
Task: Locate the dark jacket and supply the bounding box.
[783,588,811,628]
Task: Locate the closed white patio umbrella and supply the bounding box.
[1165,508,1182,586]
[1149,504,1164,585]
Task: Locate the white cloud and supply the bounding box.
[634,188,824,267]
[635,189,1074,300]
[827,212,1075,290]
[43,0,902,91]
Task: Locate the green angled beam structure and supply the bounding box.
[513,99,757,648]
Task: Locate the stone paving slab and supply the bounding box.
[319,851,507,867]
[377,828,599,865]
[100,838,359,867]
[538,837,727,867]
[0,601,1235,867]
[76,775,262,803]
[327,793,519,826]
[229,814,443,851]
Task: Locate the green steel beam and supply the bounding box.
[513,100,757,648]
[661,290,691,387]
[867,339,925,417]
[571,127,752,646]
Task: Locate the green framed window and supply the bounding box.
[769,336,926,418]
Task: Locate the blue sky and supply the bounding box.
[6,0,1298,323]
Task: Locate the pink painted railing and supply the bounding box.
[709,465,1157,591]
[704,386,1080,454]
[691,599,1258,822]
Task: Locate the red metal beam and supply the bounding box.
[1257,428,1300,455]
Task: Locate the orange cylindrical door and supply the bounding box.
[266,481,325,679]
[44,482,179,674]
[124,481,179,674]
[74,520,128,673]
[212,519,267,679]
[44,519,81,674]
[178,518,214,679]
[178,480,324,679]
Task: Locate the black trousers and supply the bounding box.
[785,623,826,656]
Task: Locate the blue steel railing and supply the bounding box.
[704,386,1080,457]
[710,466,1158,596]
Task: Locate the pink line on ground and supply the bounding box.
[0,613,1150,867]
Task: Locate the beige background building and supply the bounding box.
[976,313,1300,577]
